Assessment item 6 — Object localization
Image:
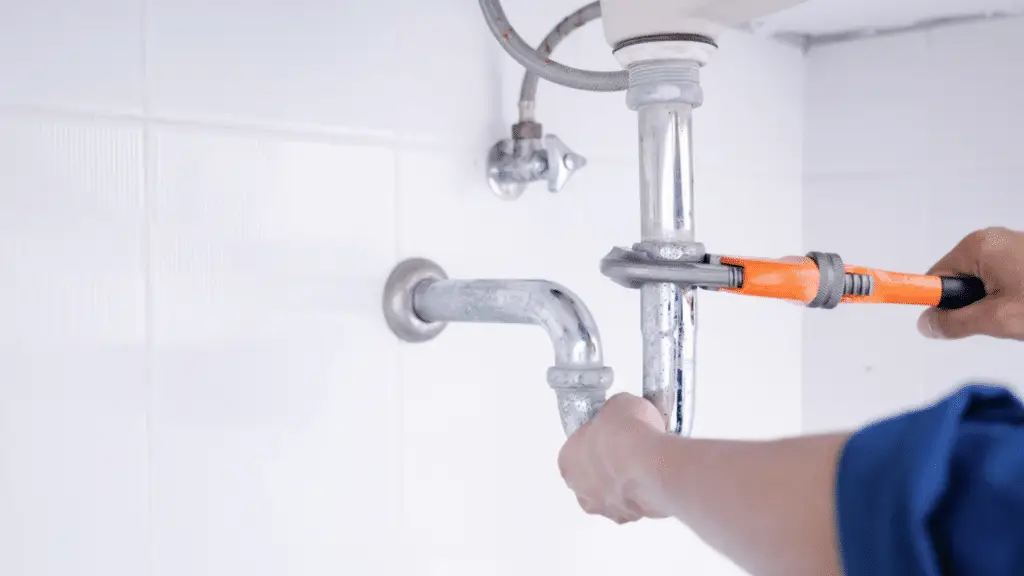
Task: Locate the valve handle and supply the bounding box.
[543,134,587,193]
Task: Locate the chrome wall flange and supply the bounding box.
[382,258,448,343]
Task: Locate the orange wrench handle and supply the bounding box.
[842,266,942,307]
[718,256,821,304]
[717,255,987,310]
[844,267,987,309]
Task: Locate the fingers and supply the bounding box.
[926,230,986,277]
[576,495,599,515]
[919,227,1024,341]
[559,392,664,525]
[603,392,649,414]
[603,392,665,430]
[610,512,641,525]
[918,299,1024,340]
[576,496,640,525]
[926,227,1015,277]
[918,304,988,339]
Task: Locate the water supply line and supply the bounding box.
[479,0,628,92]
[382,258,614,437]
[518,1,605,122]
[484,1,618,200]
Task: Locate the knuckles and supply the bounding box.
[994,301,1024,334]
[604,392,662,425]
[967,227,1017,259]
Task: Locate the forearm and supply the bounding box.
[632,432,849,576]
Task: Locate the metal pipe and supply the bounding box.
[641,284,696,435]
[382,261,613,436]
[636,101,698,436]
[413,279,604,368]
[519,2,603,122]
[638,104,696,244]
[478,0,628,93]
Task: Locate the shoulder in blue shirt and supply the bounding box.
[837,384,1024,576]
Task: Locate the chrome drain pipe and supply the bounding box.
[382,258,614,436]
[624,59,706,435]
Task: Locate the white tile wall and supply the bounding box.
[145,0,402,135]
[928,18,1024,172]
[698,32,806,176]
[0,0,805,575]
[803,17,1024,433]
[804,33,933,176]
[0,113,148,576]
[148,128,401,575]
[0,1,144,114]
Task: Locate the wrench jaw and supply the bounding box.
[601,247,850,308]
[599,246,744,291]
[599,244,858,438]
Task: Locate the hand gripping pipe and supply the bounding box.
[382,258,614,436]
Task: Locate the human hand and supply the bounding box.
[918,227,1024,340]
[557,393,669,524]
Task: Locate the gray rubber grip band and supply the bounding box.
[806,252,846,310]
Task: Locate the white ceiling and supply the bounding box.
[754,0,1024,38]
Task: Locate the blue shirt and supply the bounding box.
[837,385,1024,575]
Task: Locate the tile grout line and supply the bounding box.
[8,107,965,177]
[391,143,409,570]
[140,0,157,571]
[141,123,158,576]
[1,104,647,168]
[0,103,476,151]
[140,0,151,117]
[918,25,935,407]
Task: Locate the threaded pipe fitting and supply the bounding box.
[628,60,700,87]
[626,59,703,110]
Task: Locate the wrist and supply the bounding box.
[618,427,679,518]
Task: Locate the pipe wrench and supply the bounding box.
[601,248,988,311]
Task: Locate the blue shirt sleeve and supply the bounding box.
[836,385,1024,576]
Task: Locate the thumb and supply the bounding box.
[918,300,999,340]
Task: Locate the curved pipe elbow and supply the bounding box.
[504,280,605,369]
[412,278,613,436]
[414,279,604,369]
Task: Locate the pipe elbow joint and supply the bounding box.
[519,281,603,367]
[383,259,614,437]
[516,281,615,436]
[547,365,614,436]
